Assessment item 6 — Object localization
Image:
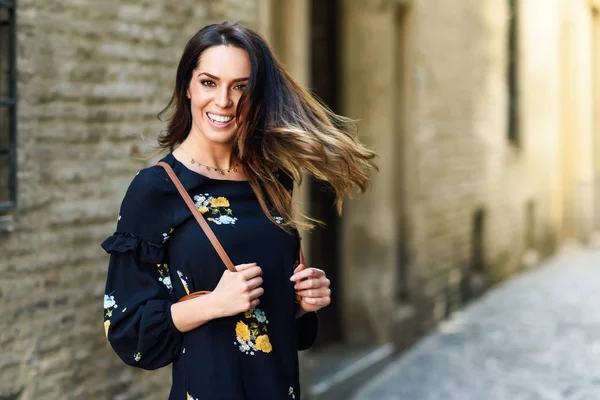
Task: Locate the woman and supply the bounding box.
[102,21,377,399]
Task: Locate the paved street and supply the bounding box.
[352,249,600,400]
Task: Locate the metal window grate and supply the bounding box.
[0,0,16,210]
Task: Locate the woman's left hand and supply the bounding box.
[290,264,331,315]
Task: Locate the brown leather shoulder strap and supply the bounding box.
[156,161,236,272]
[299,240,306,266]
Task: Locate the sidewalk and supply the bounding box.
[352,249,600,400]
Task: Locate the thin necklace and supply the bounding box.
[178,146,240,176]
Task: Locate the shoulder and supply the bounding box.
[115,166,172,239]
[103,165,173,260]
[123,166,169,199]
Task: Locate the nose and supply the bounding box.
[215,86,233,109]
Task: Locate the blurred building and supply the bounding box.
[1,0,599,399]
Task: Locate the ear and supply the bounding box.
[186,90,191,99]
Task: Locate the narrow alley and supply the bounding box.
[354,248,600,400]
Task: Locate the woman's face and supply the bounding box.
[187,45,251,146]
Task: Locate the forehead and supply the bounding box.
[196,45,251,78]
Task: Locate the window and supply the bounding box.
[0,0,16,210]
[507,0,519,144]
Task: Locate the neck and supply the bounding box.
[181,135,237,170]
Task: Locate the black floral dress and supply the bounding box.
[102,153,318,400]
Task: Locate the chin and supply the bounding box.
[202,128,237,145]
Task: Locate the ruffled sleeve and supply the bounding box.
[101,168,182,370]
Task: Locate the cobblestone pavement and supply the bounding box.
[352,250,600,400]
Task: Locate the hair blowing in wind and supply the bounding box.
[159,21,378,230]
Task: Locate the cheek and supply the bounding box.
[191,95,210,114]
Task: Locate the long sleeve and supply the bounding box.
[101,168,183,370]
[103,249,182,369]
[296,311,319,350]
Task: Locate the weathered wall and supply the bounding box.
[339,0,597,345]
[556,0,597,240]
[0,1,259,399]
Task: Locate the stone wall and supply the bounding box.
[339,0,597,345]
[0,1,259,398]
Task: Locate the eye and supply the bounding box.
[200,80,216,87]
[234,84,247,91]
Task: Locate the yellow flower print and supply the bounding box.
[236,321,251,341]
[210,197,230,207]
[255,335,272,353]
[235,307,272,355]
[198,205,209,214]
[104,320,110,338]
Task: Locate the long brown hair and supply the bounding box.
[158,22,377,230]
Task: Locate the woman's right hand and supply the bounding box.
[211,263,264,318]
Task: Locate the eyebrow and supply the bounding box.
[198,72,249,83]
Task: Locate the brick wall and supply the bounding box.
[0,1,258,398]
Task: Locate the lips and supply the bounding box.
[207,112,234,125]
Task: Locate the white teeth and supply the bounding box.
[207,113,234,123]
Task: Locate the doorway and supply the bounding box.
[309,0,342,346]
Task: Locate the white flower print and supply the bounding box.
[288,386,296,399]
[193,194,210,208]
[104,294,118,310]
[274,216,284,224]
[118,215,121,221]
[236,336,258,355]
[208,215,238,225]
[162,228,174,244]
[159,276,172,290]
[134,352,141,362]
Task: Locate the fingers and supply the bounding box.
[240,266,263,280]
[296,287,331,298]
[235,263,257,272]
[301,296,331,306]
[248,287,264,300]
[246,276,263,290]
[293,263,307,274]
[290,266,325,282]
[294,276,330,291]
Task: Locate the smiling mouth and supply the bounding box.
[207,112,234,125]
